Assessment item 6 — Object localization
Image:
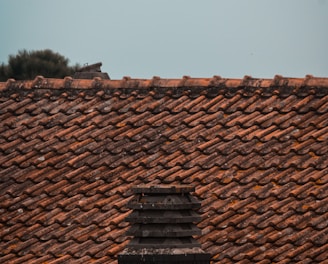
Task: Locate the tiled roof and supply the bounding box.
[1,75,328,263]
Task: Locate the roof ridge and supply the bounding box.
[1,75,328,91]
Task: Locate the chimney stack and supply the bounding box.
[118,184,210,264]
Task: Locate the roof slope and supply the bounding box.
[1,75,328,263]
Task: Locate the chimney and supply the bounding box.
[73,62,110,79]
[118,184,210,264]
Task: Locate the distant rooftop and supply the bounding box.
[73,62,110,79]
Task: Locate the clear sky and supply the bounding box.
[0,0,327,79]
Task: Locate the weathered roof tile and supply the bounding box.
[1,75,328,263]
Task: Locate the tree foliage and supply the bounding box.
[0,49,79,81]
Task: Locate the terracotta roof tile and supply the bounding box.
[1,75,328,263]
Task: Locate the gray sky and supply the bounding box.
[1,0,327,79]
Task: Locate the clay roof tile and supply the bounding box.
[1,75,328,263]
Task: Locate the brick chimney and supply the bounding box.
[118,185,210,264]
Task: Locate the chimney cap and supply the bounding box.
[119,184,210,263]
[133,184,195,194]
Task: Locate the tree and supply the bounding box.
[0,63,9,81]
[0,49,79,81]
